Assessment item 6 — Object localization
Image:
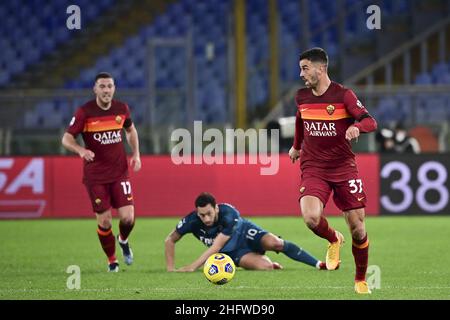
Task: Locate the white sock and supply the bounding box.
[118,235,128,244]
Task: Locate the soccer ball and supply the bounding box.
[203,253,235,285]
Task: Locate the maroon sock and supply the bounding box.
[352,233,369,281]
[119,219,135,242]
[97,225,116,264]
[310,216,338,243]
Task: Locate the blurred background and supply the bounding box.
[0,0,449,155]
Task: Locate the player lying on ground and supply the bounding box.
[165,192,330,272]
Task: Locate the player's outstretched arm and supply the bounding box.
[165,230,182,272]
[124,124,141,172]
[177,233,231,272]
[61,132,95,161]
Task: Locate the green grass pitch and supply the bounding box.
[1,216,449,300]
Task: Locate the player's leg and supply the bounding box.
[116,205,135,265]
[299,176,339,241]
[333,178,370,293]
[226,236,282,270]
[344,208,371,294]
[299,175,343,270]
[301,195,341,243]
[85,183,118,272]
[238,252,277,270]
[96,209,119,271]
[260,233,326,269]
[117,205,135,243]
[112,179,136,265]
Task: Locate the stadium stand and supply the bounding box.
[373,61,450,126]
[2,0,449,132]
[0,0,116,87]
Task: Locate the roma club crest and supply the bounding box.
[326,104,335,115]
[115,116,122,124]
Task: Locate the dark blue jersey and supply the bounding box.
[176,203,243,248]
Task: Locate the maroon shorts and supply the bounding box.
[84,180,134,213]
[298,172,367,212]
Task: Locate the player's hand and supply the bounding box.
[289,147,301,163]
[79,148,95,162]
[130,155,141,172]
[176,265,196,272]
[345,125,360,142]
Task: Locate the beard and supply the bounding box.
[303,75,318,88]
[99,95,112,104]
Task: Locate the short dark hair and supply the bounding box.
[299,47,328,65]
[95,72,114,83]
[195,192,216,208]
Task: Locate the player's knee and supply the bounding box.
[98,220,112,229]
[268,240,284,252]
[96,214,112,229]
[263,235,284,252]
[273,239,284,252]
[301,207,320,228]
[274,243,284,252]
[303,215,320,229]
[350,226,366,240]
[120,216,134,226]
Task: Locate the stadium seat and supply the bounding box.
[414,73,433,85]
[374,96,406,124]
[0,0,117,85]
[24,110,42,128]
[18,0,438,129]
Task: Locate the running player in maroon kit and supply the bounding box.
[289,48,377,294]
[62,72,141,272]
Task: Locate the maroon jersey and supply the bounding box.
[293,81,376,181]
[66,99,132,185]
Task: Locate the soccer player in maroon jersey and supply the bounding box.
[289,48,377,294]
[61,72,141,272]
